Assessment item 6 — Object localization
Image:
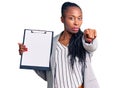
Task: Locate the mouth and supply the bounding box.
[72,27,79,31]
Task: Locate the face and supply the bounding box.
[61,6,82,34]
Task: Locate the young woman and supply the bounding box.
[19,2,99,88]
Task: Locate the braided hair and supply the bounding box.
[61,2,86,68]
[68,30,86,68]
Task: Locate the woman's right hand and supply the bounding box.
[18,43,28,55]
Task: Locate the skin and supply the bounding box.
[78,84,84,88]
[18,5,96,88]
[18,43,28,55]
[59,7,96,88]
[59,6,96,46]
[19,6,96,53]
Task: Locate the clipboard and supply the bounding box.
[20,29,53,70]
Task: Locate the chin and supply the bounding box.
[66,30,79,34]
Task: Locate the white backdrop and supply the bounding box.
[0,0,120,88]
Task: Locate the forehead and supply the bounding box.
[64,6,82,16]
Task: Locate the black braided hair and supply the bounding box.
[61,2,86,68]
[61,2,82,17]
[68,29,86,68]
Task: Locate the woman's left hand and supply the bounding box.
[84,28,97,43]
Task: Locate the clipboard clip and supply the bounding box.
[31,30,47,34]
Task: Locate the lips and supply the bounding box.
[72,27,79,31]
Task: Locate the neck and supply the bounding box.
[62,30,72,40]
[58,30,72,46]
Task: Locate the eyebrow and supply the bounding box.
[67,15,82,17]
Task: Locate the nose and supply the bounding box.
[74,19,79,26]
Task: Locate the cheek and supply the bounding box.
[79,21,83,26]
[65,20,73,27]
[65,23,72,29]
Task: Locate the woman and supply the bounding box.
[19,2,99,88]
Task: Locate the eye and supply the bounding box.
[69,17,74,20]
[78,17,82,21]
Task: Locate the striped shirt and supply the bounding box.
[54,41,83,88]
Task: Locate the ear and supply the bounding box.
[61,16,64,23]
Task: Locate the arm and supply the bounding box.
[18,43,47,81]
[82,29,98,53]
[34,70,47,81]
[82,36,97,53]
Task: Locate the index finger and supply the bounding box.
[84,29,90,38]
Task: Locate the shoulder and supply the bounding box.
[53,34,60,42]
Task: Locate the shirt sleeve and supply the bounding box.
[34,70,47,81]
[82,35,98,53]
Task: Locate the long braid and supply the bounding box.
[68,29,86,68]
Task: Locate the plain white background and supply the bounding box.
[0,0,120,88]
